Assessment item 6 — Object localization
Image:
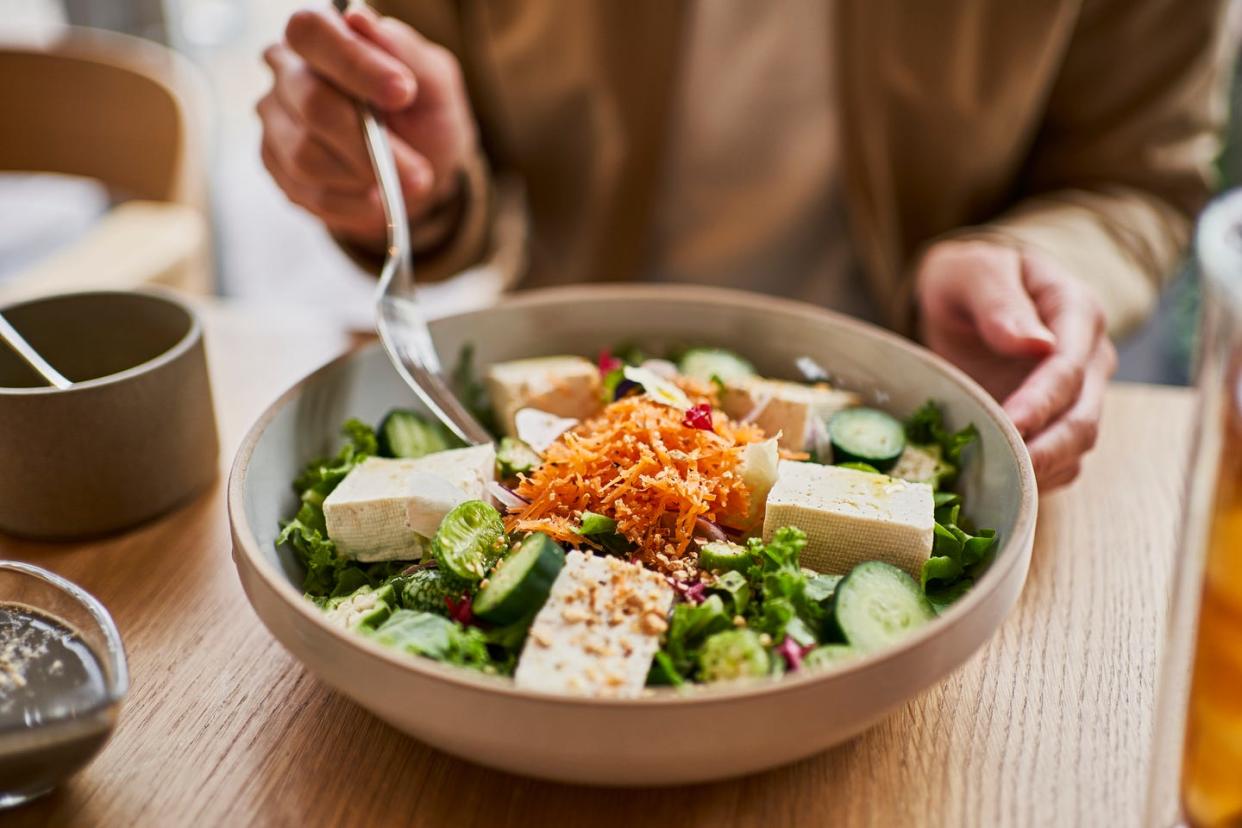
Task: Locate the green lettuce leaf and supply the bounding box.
[925,578,975,613]
[601,366,625,403]
[905,400,979,473]
[646,651,686,687]
[368,610,494,671]
[804,573,842,606]
[278,419,382,595]
[920,516,997,612]
[747,526,806,572]
[662,595,733,679]
[741,527,827,646]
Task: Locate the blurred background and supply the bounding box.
[0,0,381,327]
[1,0,1238,383]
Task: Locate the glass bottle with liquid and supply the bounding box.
[1147,189,1242,827]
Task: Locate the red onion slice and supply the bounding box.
[487,480,528,511]
[693,516,728,542]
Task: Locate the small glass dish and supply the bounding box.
[0,562,127,808]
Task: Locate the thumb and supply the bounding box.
[964,270,1057,358]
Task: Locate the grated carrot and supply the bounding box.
[505,384,765,573]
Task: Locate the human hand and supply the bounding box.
[258,5,476,248]
[915,240,1118,490]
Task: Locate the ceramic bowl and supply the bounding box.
[0,290,218,539]
[228,285,1036,785]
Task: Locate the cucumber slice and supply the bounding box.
[889,443,955,490]
[828,408,906,471]
[698,541,751,574]
[709,569,751,615]
[472,533,566,624]
[378,409,455,459]
[803,644,857,670]
[837,461,881,474]
[322,583,396,631]
[577,511,617,536]
[392,568,467,615]
[496,436,541,478]
[832,561,935,653]
[698,629,771,682]
[678,348,755,384]
[431,500,506,582]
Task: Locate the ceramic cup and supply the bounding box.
[0,290,218,539]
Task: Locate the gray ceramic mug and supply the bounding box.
[0,290,218,539]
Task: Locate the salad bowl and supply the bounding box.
[228,284,1036,785]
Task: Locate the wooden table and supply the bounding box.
[2,299,1194,827]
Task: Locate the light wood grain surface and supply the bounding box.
[1,299,1192,827]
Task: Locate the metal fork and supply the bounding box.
[333,0,491,445]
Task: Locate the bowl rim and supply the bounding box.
[0,288,201,397]
[228,284,1037,708]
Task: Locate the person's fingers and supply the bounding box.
[264,43,373,175]
[264,42,437,211]
[345,6,458,105]
[1004,353,1087,440]
[1039,461,1082,492]
[345,5,473,205]
[284,8,415,110]
[1002,256,1103,437]
[255,91,363,191]
[260,141,385,243]
[956,247,1057,358]
[1025,338,1115,487]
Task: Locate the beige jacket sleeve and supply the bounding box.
[968,0,1232,336]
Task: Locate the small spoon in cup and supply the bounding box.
[0,311,72,389]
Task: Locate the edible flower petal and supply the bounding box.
[622,365,692,410]
[514,408,578,453]
[444,594,474,626]
[597,348,622,375]
[669,578,708,605]
[683,403,714,431]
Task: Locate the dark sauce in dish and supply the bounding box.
[0,605,107,729]
[0,604,113,800]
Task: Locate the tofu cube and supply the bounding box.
[322,444,496,562]
[763,461,933,576]
[720,377,861,452]
[485,356,602,437]
[722,437,779,532]
[515,551,674,698]
[405,443,496,502]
